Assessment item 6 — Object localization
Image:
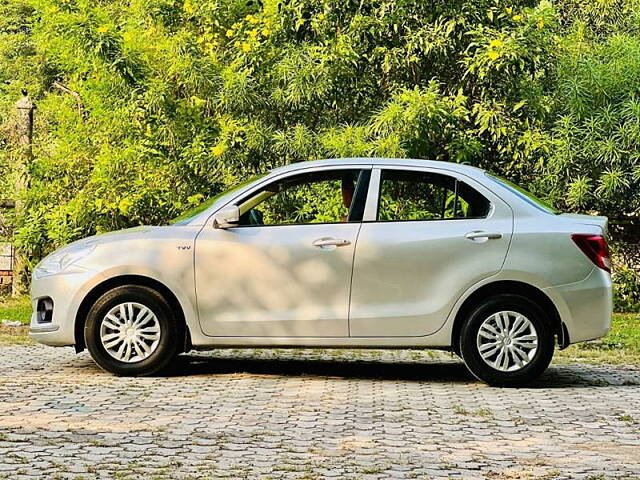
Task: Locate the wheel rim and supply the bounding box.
[476,311,538,373]
[99,302,161,364]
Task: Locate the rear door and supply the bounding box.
[349,166,513,337]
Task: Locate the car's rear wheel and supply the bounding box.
[84,285,178,376]
[459,294,554,387]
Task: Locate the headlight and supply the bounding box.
[33,243,96,279]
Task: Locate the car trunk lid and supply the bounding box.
[560,213,608,235]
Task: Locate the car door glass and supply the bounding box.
[378,170,490,221]
[237,169,367,226]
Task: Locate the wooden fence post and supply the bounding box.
[12,90,35,297]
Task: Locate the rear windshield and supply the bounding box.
[486,173,559,215]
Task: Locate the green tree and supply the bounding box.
[542,3,640,217]
[0,0,638,311]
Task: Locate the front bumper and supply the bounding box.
[544,266,613,344]
[29,266,103,346]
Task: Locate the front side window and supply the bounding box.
[237,169,369,226]
[377,170,491,222]
[170,173,267,225]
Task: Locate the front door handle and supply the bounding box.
[465,231,503,240]
[312,237,351,248]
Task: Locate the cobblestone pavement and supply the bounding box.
[0,346,639,480]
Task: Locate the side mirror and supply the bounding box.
[212,205,240,229]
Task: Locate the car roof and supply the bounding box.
[269,158,486,178]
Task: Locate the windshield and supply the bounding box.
[170,174,267,225]
[486,173,559,215]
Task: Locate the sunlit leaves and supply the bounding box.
[2,0,640,263]
[272,124,318,163]
[472,101,509,140]
[567,176,592,207]
[596,169,629,198]
[271,46,333,109]
[546,23,640,216]
[320,125,371,158]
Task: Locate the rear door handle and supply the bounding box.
[312,238,351,248]
[465,231,503,240]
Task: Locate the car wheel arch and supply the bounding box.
[74,274,190,354]
[450,280,564,355]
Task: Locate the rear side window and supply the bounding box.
[377,170,491,222]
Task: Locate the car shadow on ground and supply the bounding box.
[169,354,473,382]
[155,353,640,388]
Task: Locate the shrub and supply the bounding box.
[0,0,639,292]
[613,266,640,313]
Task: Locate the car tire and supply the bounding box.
[459,294,554,387]
[84,285,178,376]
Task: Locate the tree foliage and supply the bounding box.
[0,0,638,299]
[546,28,640,215]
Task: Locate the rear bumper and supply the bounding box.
[544,267,612,344]
[29,266,103,346]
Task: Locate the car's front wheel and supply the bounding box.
[84,285,178,376]
[459,294,554,387]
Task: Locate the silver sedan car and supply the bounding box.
[29,158,612,386]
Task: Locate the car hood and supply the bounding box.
[63,226,161,250]
[88,226,156,242]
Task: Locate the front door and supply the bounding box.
[195,167,371,337]
[349,167,512,337]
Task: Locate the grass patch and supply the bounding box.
[618,414,635,423]
[554,313,640,365]
[0,295,31,325]
[0,324,32,345]
[452,405,494,418]
[0,295,32,345]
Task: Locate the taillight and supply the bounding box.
[571,234,611,273]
